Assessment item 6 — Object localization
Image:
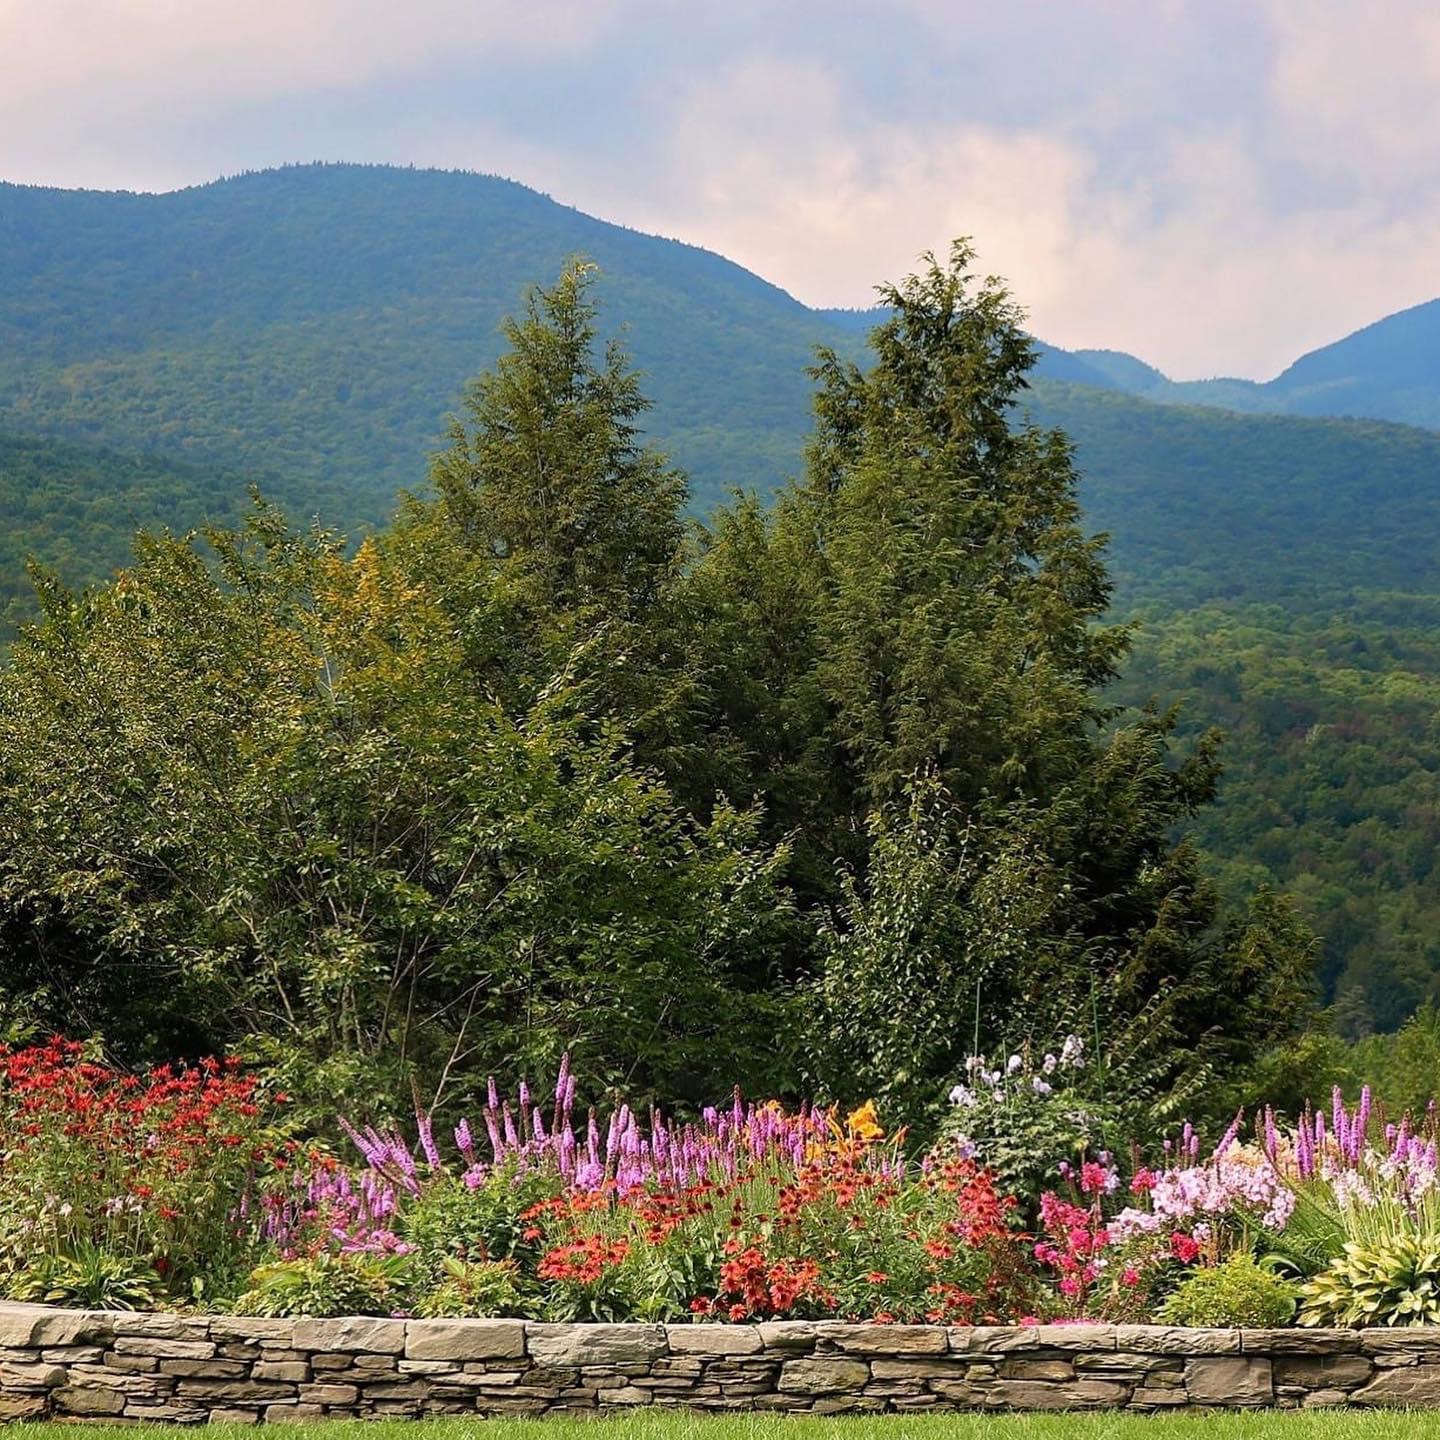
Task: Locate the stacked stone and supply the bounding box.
[1,1303,1438,1421]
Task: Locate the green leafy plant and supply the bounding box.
[398,1164,560,1270]
[5,1243,164,1311]
[1158,1254,1297,1328]
[1300,1237,1440,1328]
[414,1257,534,1319]
[233,1252,415,1318]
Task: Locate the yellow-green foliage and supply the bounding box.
[1300,1237,1440,1328]
[1158,1254,1297,1328]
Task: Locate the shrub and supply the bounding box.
[1299,1238,1440,1328]
[1158,1255,1297,1327]
[234,1252,415,1317]
[415,1257,534,1318]
[398,1164,560,1269]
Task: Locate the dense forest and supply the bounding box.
[4,164,1440,1032]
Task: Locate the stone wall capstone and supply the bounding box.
[0,1303,1432,1421]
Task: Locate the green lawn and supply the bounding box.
[7,1416,1437,1439]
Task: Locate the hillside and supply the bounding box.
[0,164,835,514]
[1026,385,1440,608]
[6,162,1440,1024]
[1062,298,1440,431]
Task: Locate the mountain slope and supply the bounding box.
[1270,298,1440,429]
[0,164,838,513]
[0,430,305,635]
[1055,300,1440,431]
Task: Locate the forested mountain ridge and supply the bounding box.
[0,164,833,513]
[1058,298,1440,431]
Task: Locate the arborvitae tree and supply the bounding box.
[416,259,695,764]
[429,259,686,620]
[687,242,1315,1121]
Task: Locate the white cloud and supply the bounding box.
[0,0,620,189]
[609,35,1440,379]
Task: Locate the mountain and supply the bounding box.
[0,164,838,516]
[6,161,1440,1023]
[1024,384,1440,608]
[1270,298,1440,429]
[1051,300,1440,431]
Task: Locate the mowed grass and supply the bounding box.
[7,1414,1439,1439]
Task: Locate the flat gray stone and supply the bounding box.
[1116,1325,1243,1355]
[291,1316,407,1354]
[526,1324,666,1368]
[1354,1362,1440,1406]
[1302,1387,1354,1408]
[1003,1359,1077,1381]
[209,1317,296,1345]
[666,1326,763,1356]
[987,1378,1130,1409]
[0,1360,66,1390]
[113,1335,216,1359]
[818,1323,947,1355]
[54,1384,126,1415]
[1185,1355,1274,1406]
[1025,1325,1118,1352]
[957,1326,1042,1353]
[777,1357,870,1394]
[110,1313,210,1340]
[0,1303,112,1348]
[1273,1353,1373,1388]
[405,1319,525,1361]
[869,1358,974,1380]
[1242,1328,1359,1354]
[758,1322,817,1352]
[0,1393,49,1420]
[1360,1331,1440,1363]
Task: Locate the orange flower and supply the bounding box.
[846,1100,884,1142]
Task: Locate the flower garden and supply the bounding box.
[3,1037,1438,1338]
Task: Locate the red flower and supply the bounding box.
[1169,1231,1202,1264]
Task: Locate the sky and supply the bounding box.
[2,0,1438,380]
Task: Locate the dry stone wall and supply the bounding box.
[0,1303,1436,1421]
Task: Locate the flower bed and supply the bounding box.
[1,1039,1439,1340]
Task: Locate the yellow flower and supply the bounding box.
[846,1100,884,1142]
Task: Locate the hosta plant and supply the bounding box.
[6,1243,164,1311]
[1299,1237,1440,1328]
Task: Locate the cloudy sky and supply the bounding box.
[3,0,1437,378]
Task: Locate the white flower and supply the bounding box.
[1060,1035,1085,1068]
[1007,1054,1023,1075]
[1042,1053,1058,1075]
[949,1084,978,1109]
[58,1202,72,1217]
[965,1055,985,1074]
[1032,1077,1053,1096]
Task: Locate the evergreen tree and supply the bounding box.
[688,243,1315,1120]
[429,258,685,619]
[417,258,694,762]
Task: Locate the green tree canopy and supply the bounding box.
[685,244,1316,1124]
